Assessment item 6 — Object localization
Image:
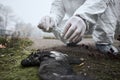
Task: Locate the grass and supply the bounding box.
[0,49,39,80]
[0,38,120,80]
[43,36,56,39]
[0,38,39,80]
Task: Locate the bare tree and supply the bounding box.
[0,4,4,28]
[0,3,16,36]
[0,16,3,28]
[1,6,14,28]
[15,22,34,38]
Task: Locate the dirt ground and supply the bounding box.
[30,38,95,49]
[0,38,120,80]
[30,38,120,49]
[30,38,120,80]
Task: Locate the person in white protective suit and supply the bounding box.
[38,0,120,55]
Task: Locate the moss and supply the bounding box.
[0,41,120,80]
[43,36,56,39]
[0,38,38,80]
[0,49,39,80]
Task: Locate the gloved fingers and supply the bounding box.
[38,16,55,32]
[72,24,85,43]
[75,35,82,43]
[68,28,81,42]
[38,23,43,29]
[62,22,71,37]
[74,30,84,43]
[64,25,77,40]
[44,16,54,32]
[38,17,47,31]
[60,16,86,44]
[73,34,82,43]
[79,28,85,39]
[38,18,44,29]
[49,18,55,31]
[72,35,79,43]
[45,16,51,31]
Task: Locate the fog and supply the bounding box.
[0,0,54,25]
[0,0,54,38]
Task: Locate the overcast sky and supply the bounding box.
[0,0,53,26]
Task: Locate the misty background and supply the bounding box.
[0,0,119,40]
[0,0,54,39]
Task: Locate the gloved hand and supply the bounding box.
[62,16,86,43]
[38,16,55,32]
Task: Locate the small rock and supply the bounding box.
[78,62,84,67]
[1,55,5,57]
[80,58,85,61]
[87,66,90,69]
[84,73,87,76]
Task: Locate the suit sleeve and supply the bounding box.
[50,0,65,26]
[74,0,107,25]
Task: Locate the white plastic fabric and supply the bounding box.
[52,20,70,44]
[46,0,120,44]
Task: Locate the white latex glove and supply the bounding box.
[62,16,86,43]
[38,16,55,32]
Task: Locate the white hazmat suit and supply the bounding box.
[48,0,120,44]
[38,0,120,55]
